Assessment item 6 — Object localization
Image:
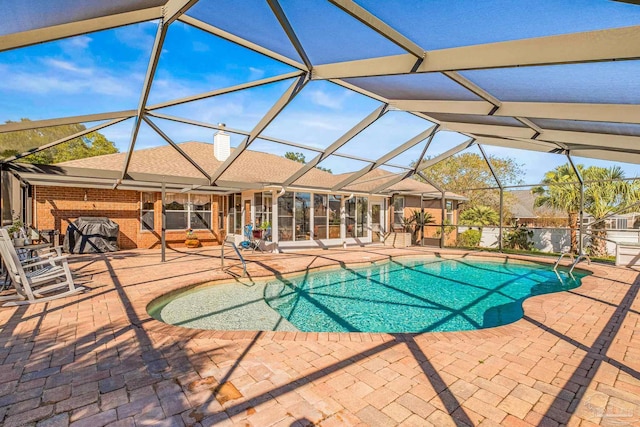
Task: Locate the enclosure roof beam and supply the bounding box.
[0,7,163,53]
[163,0,199,25]
[412,128,440,174]
[0,111,136,134]
[477,144,502,189]
[147,71,304,110]
[179,15,307,71]
[327,0,424,59]
[390,100,640,125]
[142,116,212,181]
[120,21,167,181]
[332,124,437,191]
[210,74,309,184]
[442,72,501,108]
[146,111,412,167]
[267,0,313,70]
[282,103,389,186]
[413,138,475,172]
[369,172,413,194]
[439,122,537,139]
[1,117,130,164]
[312,25,640,79]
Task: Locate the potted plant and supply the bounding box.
[258,221,271,239]
[184,228,200,248]
[8,220,25,245]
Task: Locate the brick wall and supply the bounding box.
[34,186,223,250]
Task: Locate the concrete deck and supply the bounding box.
[0,246,638,426]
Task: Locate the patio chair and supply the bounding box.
[0,228,84,306]
[240,224,260,252]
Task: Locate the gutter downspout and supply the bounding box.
[417,171,446,248]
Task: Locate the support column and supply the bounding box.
[440,190,446,249]
[161,182,166,263]
[499,188,504,251]
[567,153,584,254]
[478,145,503,252]
[420,195,424,246]
[416,171,446,249]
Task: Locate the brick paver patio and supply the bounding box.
[0,247,639,426]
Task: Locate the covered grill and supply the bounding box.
[63,217,119,254]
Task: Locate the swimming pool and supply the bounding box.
[148,257,586,333]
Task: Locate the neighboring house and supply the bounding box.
[7,131,464,250]
[509,189,640,230]
[509,190,567,227]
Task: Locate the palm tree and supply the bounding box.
[411,211,435,244]
[583,166,640,256]
[533,164,640,256]
[459,205,500,227]
[532,164,582,253]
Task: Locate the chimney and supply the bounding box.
[213,123,230,161]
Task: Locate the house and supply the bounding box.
[509,190,567,227]
[6,131,464,250]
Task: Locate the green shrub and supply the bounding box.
[502,225,534,250]
[457,229,481,247]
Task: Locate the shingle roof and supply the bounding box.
[59,141,454,196]
[508,189,565,219]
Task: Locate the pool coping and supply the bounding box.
[137,249,606,343]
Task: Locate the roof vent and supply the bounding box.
[213,124,230,161]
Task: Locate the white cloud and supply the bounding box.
[305,89,352,110]
[248,67,265,80]
[42,58,93,75]
[60,35,93,50]
[192,41,210,52]
[114,24,156,52]
[0,61,141,97]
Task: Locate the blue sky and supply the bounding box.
[1,6,640,184]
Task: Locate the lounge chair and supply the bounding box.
[0,228,84,306]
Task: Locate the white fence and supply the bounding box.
[457,227,640,255]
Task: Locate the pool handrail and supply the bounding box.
[220,235,247,278]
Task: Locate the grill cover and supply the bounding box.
[63,217,119,253]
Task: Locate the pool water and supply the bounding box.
[149,257,586,333]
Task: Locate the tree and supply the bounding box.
[284,151,306,163]
[0,119,118,164]
[533,164,640,256]
[459,205,500,226]
[418,152,523,216]
[284,151,332,173]
[411,210,435,244]
[532,164,581,253]
[583,166,640,256]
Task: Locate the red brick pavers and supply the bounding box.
[1,247,639,426]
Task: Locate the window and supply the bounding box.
[254,192,272,227]
[314,194,328,240]
[446,200,454,223]
[218,196,226,230]
[393,196,405,227]
[295,192,311,240]
[328,195,341,238]
[278,192,294,241]
[357,197,368,238]
[190,194,212,229]
[227,193,242,234]
[163,193,212,230]
[141,192,155,231]
[164,193,188,230]
[346,196,368,238]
